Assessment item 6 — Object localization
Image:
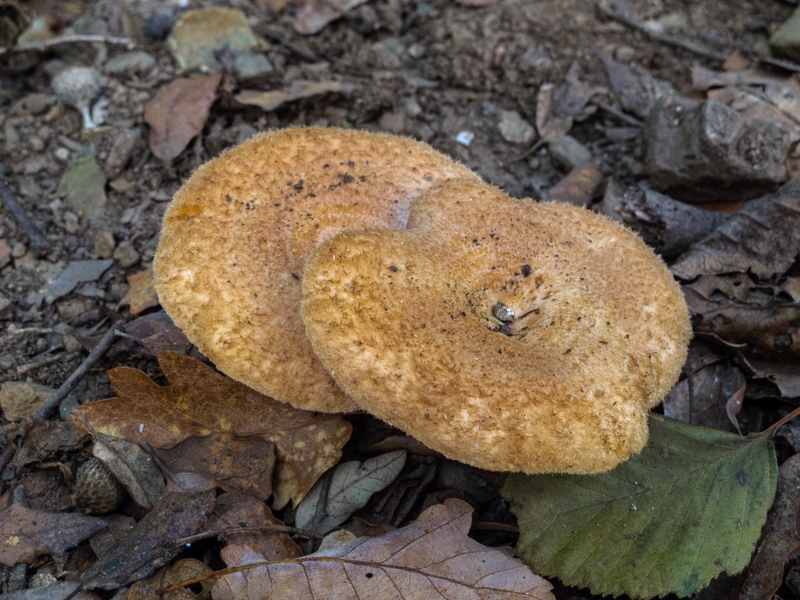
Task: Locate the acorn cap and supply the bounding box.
[301,179,691,473]
[153,127,479,412]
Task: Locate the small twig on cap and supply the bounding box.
[596,102,645,128]
[0,34,134,56]
[0,176,46,256]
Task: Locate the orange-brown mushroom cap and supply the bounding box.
[153,128,480,413]
[301,179,691,473]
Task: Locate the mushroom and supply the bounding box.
[153,127,480,413]
[301,179,691,473]
[51,66,106,130]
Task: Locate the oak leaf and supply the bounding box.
[71,352,352,509]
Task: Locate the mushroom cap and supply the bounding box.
[51,66,104,110]
[301,179,691,473]
[153,127,480,413]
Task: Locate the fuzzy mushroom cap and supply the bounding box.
[301,179,691,473]
[153,127,479,413]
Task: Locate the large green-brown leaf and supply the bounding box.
[502,416,778,599]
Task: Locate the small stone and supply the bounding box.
[408,43,426,59]
[54,147,69,161]
[379,110,407,134]
[57,297,94,320]
[113,241,140,268]
[57,156,107,220]
[0,295,11,316]
[59,393,80,420]
[234,52,274,79]
[23,93,49,115]
[11,241,26,258]
[20,181,41,198]
[0,382,56,421]
[456,131,475,146]
[105,129,140,179]
[94,230,116,259]
[772,6,800,62]
[548,135,593,170]
[498,110,536,145]
[62,333,83,353]
[105,51,156,75]
[402,97,422,117]
[614,45,636,63]
[0,239,11,268]
[63,211,81,234]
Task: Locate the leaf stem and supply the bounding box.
[761,404,800,437]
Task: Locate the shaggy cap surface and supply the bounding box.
[154,128,478,412]
[302,179,691,472]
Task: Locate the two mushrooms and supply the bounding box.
[154,128,691,475]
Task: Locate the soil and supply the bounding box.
[0,0,795,598]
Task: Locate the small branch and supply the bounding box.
[35,322,123,420]
[0,34,134,57]
[762,404,800,437]
[177,525,323,547]
[0,176,46,256]
[597,102,645,128]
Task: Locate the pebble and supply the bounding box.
[63,211,81,234]
[456,130,475,146]
[497,110,536,145]
[114,241,140,268]
[23,93,49,115]
[57,297,95,320]
[408,43,426,59]
[0,239,11,268]
[403,97,422,117]
[0,381,56,421]
[105,51,156,75]
[54,147,70,161]
[105,129,140,179]
[11,241,27,258]
[548,135,593,170]
[379,110,407,134]
[62,333,83,354]
[94,230,116,259]
[614,45,636,63]
[0,295,11,316]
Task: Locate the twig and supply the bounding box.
[0,176,46,256]
[17,351,72,376]
[0,34,134,57]
[597,0,800,73]
[597,102,645,128]
[35,322,123,420]
[177,525,323,546]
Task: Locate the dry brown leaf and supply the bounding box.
[293,0,368,35]
[71,352,352,509]
[535,83,572,142]
[214,498,554,600]
[116,269,159,316]
[93,434,167,510]
[208,492,302,561]
[0,503,106,566]
[123,558,214,599]
[738,453,800,599]
[681,274,800,359]
[144,73,222,161]
[123,310,196,356]
[157,433,276,501]
[672,176,800,280]
[79,490,216,590]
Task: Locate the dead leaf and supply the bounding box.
[0,503,106,566]
[293,0,369,35]
[144,73,222,161]
[662,342,742,433]
[547,162,604,207]
[157,433,276,501]
[295,450,406,535]
[71,352,352,509]
[116,269,159,316]
[601,55,673,119]
[738,453,800,599]
[214,498,554,600]
[123,558,214,599]
[92,434,167,510]
[208,492,302,561]
[79,490,216,590]
[235,80,355,111]
[691,66,783,91]
[672,176,800,280]
[681,275,800,359]
[12,418,89,467]
[750,359,800,398]
[535,83,572,141]
[123,310,197,356]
